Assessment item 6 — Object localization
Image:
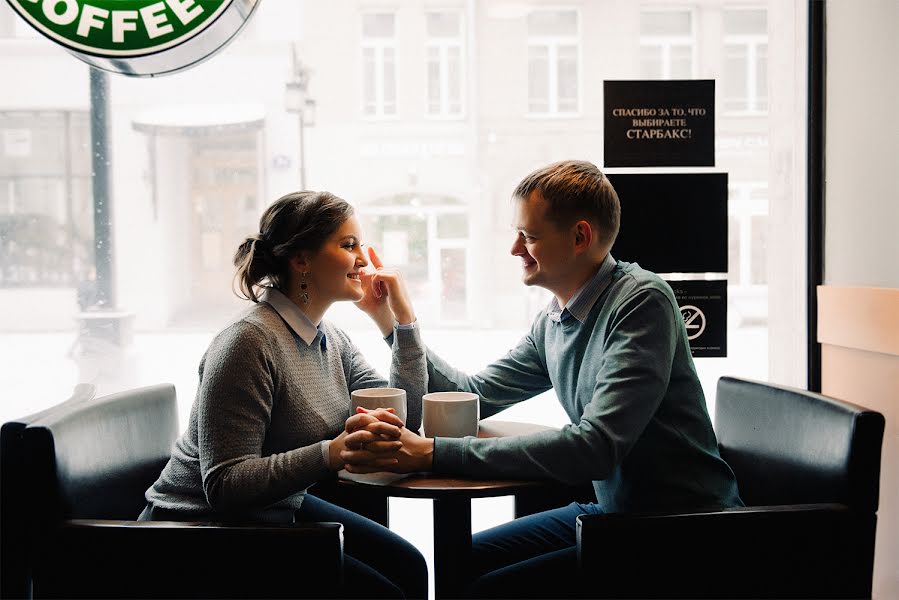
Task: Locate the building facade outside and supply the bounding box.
[1,0,776,334]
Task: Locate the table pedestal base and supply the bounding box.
[433,498,472,599]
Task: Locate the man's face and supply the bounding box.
[510,191,577,292]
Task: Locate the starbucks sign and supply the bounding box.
[6,0,259,76]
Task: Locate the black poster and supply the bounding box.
[604,80,715,167]
[607,173,727,274]
[668,280,727,358]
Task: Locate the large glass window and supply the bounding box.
[527,10,579,114]
[1,1,807,596]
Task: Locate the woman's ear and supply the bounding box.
[289,253,309,274]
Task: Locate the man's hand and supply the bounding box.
[341,426,434,474]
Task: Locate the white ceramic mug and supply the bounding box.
[422,391,480,438]
[350,387,407,424]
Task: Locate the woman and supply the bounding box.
[139,191,428,599]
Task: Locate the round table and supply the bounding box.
[337,420,558,599]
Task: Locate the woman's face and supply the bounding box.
[302,214,369,304]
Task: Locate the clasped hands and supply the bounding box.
[331,408,433,474]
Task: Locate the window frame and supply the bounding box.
[525,7,582,118]
[424,9,466,120]
[638,7,698,80]
[360,11,400,120]
[722,7,768,116]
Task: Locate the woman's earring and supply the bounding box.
[300,272,310,305]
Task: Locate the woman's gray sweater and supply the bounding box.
[144,299,427,519]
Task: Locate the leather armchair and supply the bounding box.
[2,384,344,599]
[1,384,96,599]
[576,376,885,599]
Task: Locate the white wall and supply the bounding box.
[824,2,899,598]
[825,0,899,288]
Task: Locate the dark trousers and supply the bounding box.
[296,494,428,599]
[139,496,428,599]
[468,501,603,599]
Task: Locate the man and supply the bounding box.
[344,160,742,596]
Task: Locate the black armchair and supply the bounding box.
[2,384,344,599]
[1,384,96,599]
[577,376,885,599]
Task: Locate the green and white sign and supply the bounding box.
[7,0,259,76]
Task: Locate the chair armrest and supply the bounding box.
[514,481,596,519]
[33,519,344,599]
[576,504,875,599]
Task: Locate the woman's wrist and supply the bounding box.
[328,433,347,471]
[372,309,395,337]
[391,300,415,326]
[394,310,415,326]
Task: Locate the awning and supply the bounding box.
[132,103,265,136]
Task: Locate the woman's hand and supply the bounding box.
[355,246,416,336]
[341,426,434,474]
[329,408,405,472]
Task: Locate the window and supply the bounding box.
[728,183,769,288]
[361,195,470,324]
[0,6,40,39]
[361,12,397,117]
[426,11,465,117]
[2,2,809,594]
[640,9,695,79]
[527,10,579,115]
[723,8,768,114]
[0,112,92,289]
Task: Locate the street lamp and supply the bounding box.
[284,49,316,191]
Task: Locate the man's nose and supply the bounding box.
[510,235,524,256]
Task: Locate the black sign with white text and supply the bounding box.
[607,173,728,274]
[668,280,727,358]
[604,80,715,167]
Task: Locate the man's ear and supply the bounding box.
[573,220,593,254]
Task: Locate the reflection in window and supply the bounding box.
[362,12,397,117]
[426,11,464,117]
[640,9,695,79]
[723,9,768,114]
[527,10,579,114]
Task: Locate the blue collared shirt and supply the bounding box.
[547,253,617,324]
[260,287,326,348]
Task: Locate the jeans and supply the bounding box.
[296,494,428,599]
[467,501,604,599]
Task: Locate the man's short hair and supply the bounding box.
[513,160,621,250]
